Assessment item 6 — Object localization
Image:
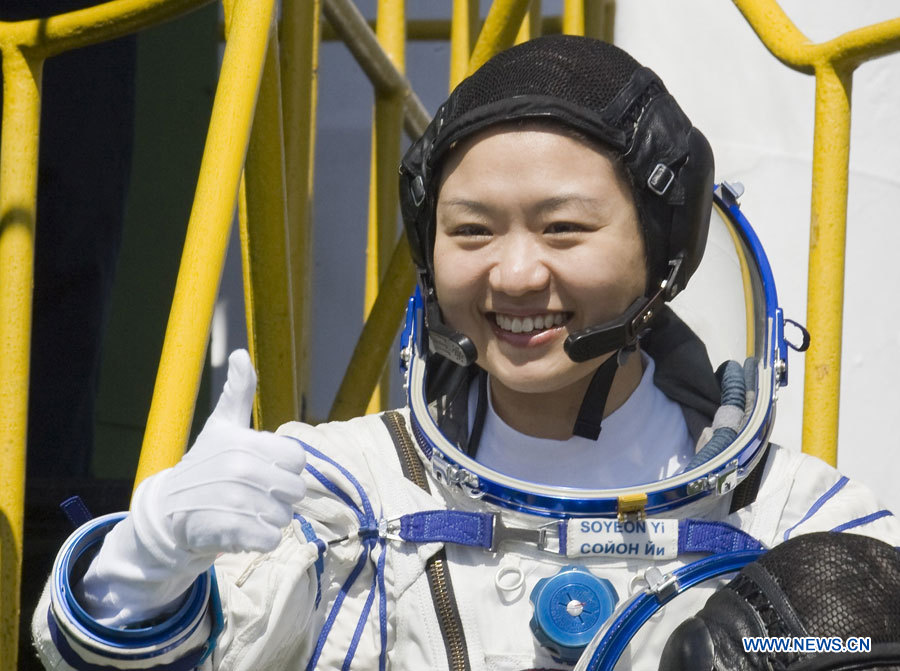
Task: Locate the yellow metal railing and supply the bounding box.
[280,0,321,423]
[322,0,425,421]
[232,0,299,432]
[0,0,277,664]
[135,0,277,479]
[732,0,900,466]
[364,0,406,414]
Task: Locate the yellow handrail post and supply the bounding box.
[802,62,853,467]
[236,15,299,431]
[450,0,479,89]
[562,0,585,35]
[364,0,406,414]
[280,0,321,421]
[584,0,613,41]
[135,0,278,487]
[323,0,428,421]
[515,0,542,44]
[732,0,900,466]
[330,239,415,421]
[322,0,430,140]
[0,45,43,671]
[0,0,214,61]
[1,1,217,663]
[468,0,533,74]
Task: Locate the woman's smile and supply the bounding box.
[486,310,572,347]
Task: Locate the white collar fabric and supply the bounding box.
[468,353,695,489]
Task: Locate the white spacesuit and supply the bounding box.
[32,390,900,670]
[32,406,900,670]
[32,35,900,671]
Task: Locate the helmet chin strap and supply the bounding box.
[571,352,622,440]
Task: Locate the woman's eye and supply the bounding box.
[545,222,588,234]
[450,224,492,237]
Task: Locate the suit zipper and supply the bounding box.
[382,411,471,671]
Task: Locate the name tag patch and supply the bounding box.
[566,519,678,560]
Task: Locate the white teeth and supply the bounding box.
[494,312,568,333]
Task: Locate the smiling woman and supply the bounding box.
[434,126,647,439]
[34,34,900,671]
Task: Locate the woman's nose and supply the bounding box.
[488,236,551,296]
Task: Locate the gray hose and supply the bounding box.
[686,359,748,469]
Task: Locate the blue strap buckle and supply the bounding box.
[385,510,560,553]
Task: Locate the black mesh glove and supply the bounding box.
[659,532,900,671]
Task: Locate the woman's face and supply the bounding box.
[433,126,647,396]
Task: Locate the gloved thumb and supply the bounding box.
[211,349,257,425]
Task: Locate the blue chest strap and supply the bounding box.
[385,510,764,556]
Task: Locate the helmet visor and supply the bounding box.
[403,186,784,517]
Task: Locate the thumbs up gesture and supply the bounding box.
[80,351,307,625]
[129,350,307,562]
[154,349,307,556]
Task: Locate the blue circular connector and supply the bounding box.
[529,566,618,663]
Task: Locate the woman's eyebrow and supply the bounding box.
[437,198,495,217]
[532,194,604,214]
[437,194,608,222]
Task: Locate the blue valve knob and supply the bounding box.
[529,566,618,663]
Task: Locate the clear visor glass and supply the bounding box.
[669,199,767,374]
[407,190,781,515]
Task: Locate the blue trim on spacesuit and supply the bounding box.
[393,509,763,556]
[290,438,390,671]
[830,509,893,533]
[196,570,224,666]
[294,514,325,608]
[343,560,379,670]
[377,538,388,671]
[305,444,375,518]
[399,509,493,547]
[303,463,367,526]
[305,551,370,671]
[47,512,220,670]
[47,611,211,671]
[60,495,94,529]
[783,475,849,540]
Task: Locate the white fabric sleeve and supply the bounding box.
[740,446,900,548]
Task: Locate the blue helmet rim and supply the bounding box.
[401,186,785,518]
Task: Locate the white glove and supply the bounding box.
[79,349,307,625]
